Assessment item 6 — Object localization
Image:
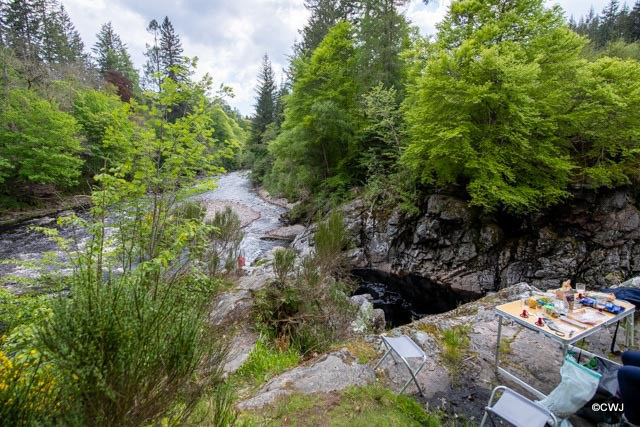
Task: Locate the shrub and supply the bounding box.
[173,200,207,222]
[272,248,296,284]
[0,349,66,426]
[255,257,354,355]
[203,207,244,279]
[36,276,227,426]
[313,211,349,274]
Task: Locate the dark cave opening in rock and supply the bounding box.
[351,269,479,329]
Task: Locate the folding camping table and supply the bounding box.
[494,297,635,399]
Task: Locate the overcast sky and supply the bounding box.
[61,0,626,116]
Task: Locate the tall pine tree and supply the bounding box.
[57,4,84,63]
[250,54,277,147]
[92,22,136,81]
[3,0,41,61]
[159,16,184,81]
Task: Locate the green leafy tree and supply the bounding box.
[562,57,640,187]
[210,103,246,170]
[402,0,584,213]
[0,88,82,193]
[72,89,134,175]
[268,22,359,198]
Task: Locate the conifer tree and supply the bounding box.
[356,0,410,92]
[57,4,84,63]
[92,22,136,82]
[159,16,184,81]
[630,0,640,40]
[295,0,356,56]
[3,0,40,61]
[250,54,276,146]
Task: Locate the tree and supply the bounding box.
[2,0,84,65]
[269,22,359,197]
[599,0,621,46]
[402,0,584,213]
[92,22,137,84]
[159,16,184,81]
[143,19,162,91]
[356,0,410,92]
[0,88,82,193]
[273,80,288,129]
[72,89,134,175]
[629,0,640,40]
[250,54,277,146]
[295,0,357,56]
[3,0,40,61]
[56,4,84,63]
[562,57,640,187]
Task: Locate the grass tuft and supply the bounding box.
[235,336,302,389]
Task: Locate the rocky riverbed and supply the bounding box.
[0,171,295,289]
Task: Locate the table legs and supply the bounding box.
[495,316,503,373]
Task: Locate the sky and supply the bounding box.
[61,0,625,116]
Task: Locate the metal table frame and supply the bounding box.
[494,302,635,399]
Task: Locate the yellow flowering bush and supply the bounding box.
[0,349,64,425]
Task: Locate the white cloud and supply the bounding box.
[61,0,632,116]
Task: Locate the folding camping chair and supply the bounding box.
[374,335,427,395]
[480,386,558,427]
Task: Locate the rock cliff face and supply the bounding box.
[293,188,640,296]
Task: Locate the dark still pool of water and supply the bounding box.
[352,269,477,329]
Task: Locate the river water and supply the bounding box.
[0,171,287,287]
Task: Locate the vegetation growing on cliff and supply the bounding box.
[249,0,640,215]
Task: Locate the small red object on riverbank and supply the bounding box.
[237,256,245,267]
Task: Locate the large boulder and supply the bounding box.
[237,349,375,409]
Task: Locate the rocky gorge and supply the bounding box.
[293,187,640,299]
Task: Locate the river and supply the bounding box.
[0,171,288,289]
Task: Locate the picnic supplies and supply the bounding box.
[559,315,588,330]
[578,298,625,315]
[586,291,616,303]
[538,355,602,418]
[568,309,607,325]
[601,288,640,310]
